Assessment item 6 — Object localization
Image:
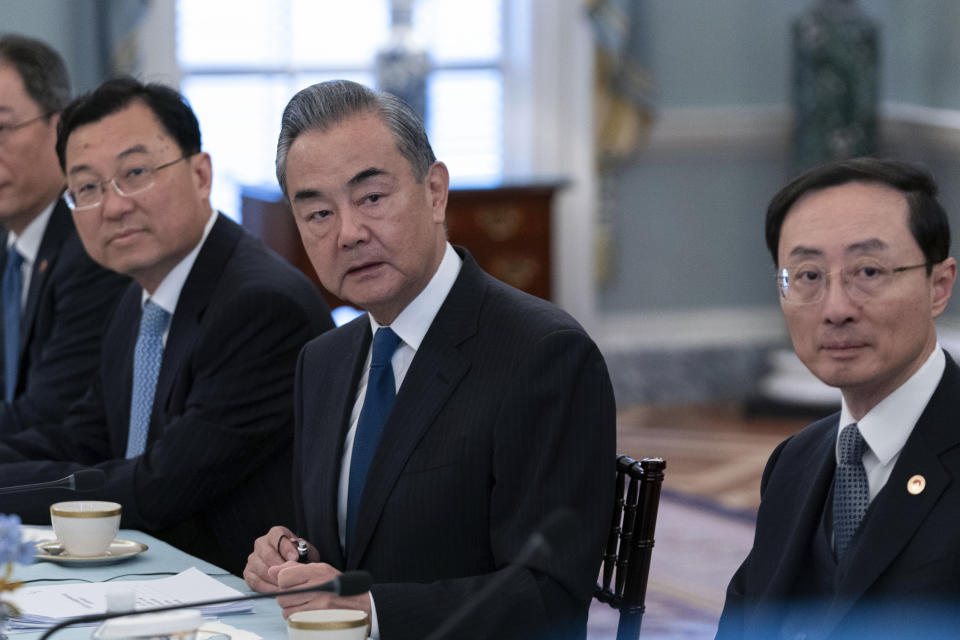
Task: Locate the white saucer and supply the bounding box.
[35,538,148,565]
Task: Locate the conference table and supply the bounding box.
[12,528,288,639]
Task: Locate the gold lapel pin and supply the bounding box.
[907,474,926,495]
[38,259,48,274]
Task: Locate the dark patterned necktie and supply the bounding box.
[2,247,23,402]
[346,327,403,547]
[833,423,869,560]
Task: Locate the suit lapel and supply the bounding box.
[347,251,482,568]
[18,201,70,359]
[824,354,960,630]
[303,317,370,569]
[758,421,838,602]
[147,215,239,443]
[110,286,143,456]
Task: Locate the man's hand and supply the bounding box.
[274,561,372,624]
[244,525,317,592]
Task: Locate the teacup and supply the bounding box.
[287,609,369,640]
[50,500,121,556]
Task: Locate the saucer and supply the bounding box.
[36,538,148,566]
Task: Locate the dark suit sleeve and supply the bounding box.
[0,241,126,434]
[715,437,791,640]
[372,329,617,640]
[0,288,315,530]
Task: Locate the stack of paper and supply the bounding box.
[7,567,252,631]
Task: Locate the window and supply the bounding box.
[176,0,504,218]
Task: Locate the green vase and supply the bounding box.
[791,0,880,171]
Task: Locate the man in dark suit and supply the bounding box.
[0,78,333,575]
[717,158,960,639]
[243,80,615,639]
[0,35,127,434]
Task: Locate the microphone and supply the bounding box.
[424,508,577,640]
[0,468,106,495]
[37,570,372,639]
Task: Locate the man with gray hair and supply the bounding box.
[244,79,616,640]
[0,34,127,433]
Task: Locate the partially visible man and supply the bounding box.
[0,77,333,575]
[244,80,616,640]
[717,158,960,639]
[0,35,127,433]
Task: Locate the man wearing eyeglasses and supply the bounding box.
[0,77,333,575]
[0,35,128,434]
[718,158,960,639]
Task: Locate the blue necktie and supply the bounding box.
[3,247,23,403]
[833,423,869,559]
[346,327,402,546]
[125,301,170,458]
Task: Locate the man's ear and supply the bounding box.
[424,161,449,223]
[930,257,957,317]
[190,151,213,199]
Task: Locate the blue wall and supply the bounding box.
[598,0,960,315]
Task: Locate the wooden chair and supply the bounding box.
[594,455,667,640]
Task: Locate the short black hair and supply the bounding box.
[56,76,201,170]
[0,34,70,114]
[766,157,951,273]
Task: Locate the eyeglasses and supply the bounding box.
[777,260,929,305]
[64,155,191,211]
[0,113,53,146]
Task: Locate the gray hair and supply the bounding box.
[276,79,436,195]
[0,34,70,114]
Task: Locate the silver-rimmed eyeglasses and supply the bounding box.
[777,260,929,305]
[0,112,53,146]
[64,154,192,211]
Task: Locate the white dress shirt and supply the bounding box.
[336,242,461,639]
[139,209,218,345]
[837,345,945,501]
[5,200,55,310]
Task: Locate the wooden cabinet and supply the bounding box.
[240,180,563,309]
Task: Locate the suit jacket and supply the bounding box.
[294,249,616,640]
[717,351,960,640]
[0,214,333,575]
[0,200,128,433]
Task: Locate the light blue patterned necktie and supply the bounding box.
[2,247,23,403]
[125,301,170,458]
[346,327,403,547]
[833,423,869,560]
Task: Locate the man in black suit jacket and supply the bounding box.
[0,36,127,433]
[0,78,332,575]
[717,158,960,639]
[244,80,615,639]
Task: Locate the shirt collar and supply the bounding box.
[141,209,218,315]
[6,199,56,266]
[838,345,945,466]
[368,242,462,350]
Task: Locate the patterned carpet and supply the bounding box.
[585,404,810,639]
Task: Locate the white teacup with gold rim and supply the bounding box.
[50,501,121,556]
[287,609,369,640]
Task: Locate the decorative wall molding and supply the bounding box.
[882,102,960,150]
[646,104,790,153]
[595,306,786,351]
[643,102,960,153]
